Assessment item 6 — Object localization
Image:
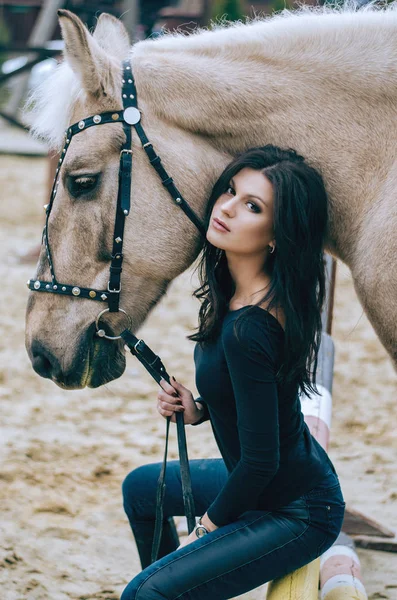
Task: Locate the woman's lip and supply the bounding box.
[212,218,230,232]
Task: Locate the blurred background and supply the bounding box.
[0,2,396,600]
[0,0,321,147]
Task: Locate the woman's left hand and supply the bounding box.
[177,514,218,549]
[177,529,200,549]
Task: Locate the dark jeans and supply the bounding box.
[121,458,345,600]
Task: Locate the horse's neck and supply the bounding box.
[132,11,396,144]
[132,11,397,222]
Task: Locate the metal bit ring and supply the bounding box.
[95,308,132,340]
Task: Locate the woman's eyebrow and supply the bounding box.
[230,178,267,207]
[250,195,267,207]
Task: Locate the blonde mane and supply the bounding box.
[26,0,397,150]
[25,61,82,150]
[138,0,396,53]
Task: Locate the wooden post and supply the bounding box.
[320,533,367,600]
[202,0,214,26]
[266,561,320,600]
[121,0,140,41]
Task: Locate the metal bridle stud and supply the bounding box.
[123,106,141,125]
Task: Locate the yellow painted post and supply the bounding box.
[266,559,320,600]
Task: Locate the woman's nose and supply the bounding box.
[220,198,236,216]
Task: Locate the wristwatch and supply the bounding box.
[194,516,209,538]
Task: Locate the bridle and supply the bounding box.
[28,58,205,318]
[27,58,205,563]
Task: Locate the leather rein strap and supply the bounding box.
[27,59,205,564]
[121,330,197,563]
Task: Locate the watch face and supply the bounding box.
[195,525,207,538]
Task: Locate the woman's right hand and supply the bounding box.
[157,376,203,425]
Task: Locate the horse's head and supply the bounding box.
[25,10,228,389]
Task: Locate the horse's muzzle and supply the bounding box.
[28,323,125,389]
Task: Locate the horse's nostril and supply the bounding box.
[30,341,59,380]
[32,353,53,378]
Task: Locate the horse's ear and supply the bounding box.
[57,9,117,99]
[93,13,130,59]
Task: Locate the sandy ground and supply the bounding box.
[0,155,396,600]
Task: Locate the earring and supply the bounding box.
[269,245,275,254]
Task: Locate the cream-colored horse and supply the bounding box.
[25,3,397,388]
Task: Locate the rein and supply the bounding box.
[27,58,205,564]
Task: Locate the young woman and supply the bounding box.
[120,145,346,600]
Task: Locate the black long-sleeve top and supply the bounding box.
[192,305,336,527]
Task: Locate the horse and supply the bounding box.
[25,2,397,389]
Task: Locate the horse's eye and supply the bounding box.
[67,174,99,198]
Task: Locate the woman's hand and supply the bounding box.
[177,529,200,549]
[157,376,203,425]
[177,513,219,549]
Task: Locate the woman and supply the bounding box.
[121,145,346,600]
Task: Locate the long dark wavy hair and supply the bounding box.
[187,145,329,397]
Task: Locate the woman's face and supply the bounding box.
[207,167,275,255]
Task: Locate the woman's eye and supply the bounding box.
[225,186,235,195]
[67,175,99,198]
[246,201,260,213]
